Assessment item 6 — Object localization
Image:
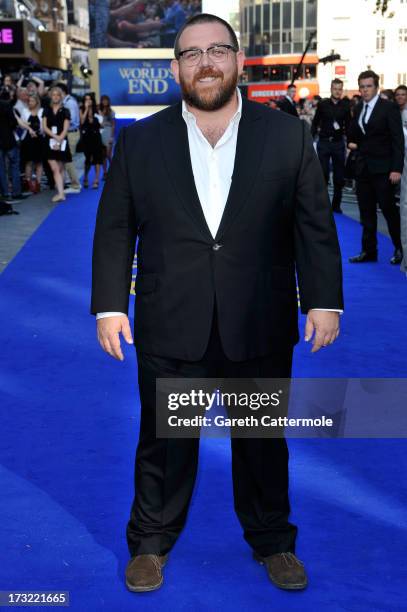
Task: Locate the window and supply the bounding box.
[376,29,385,52]
[306,0,317,27]
[283,2,292,28]
[304,65,317,79]
[272,2,280,30]
[398,73,407,85]
[379,74,384,86]
[399,28,407,43]
[263,4,270,33]
[282,29,292,53]
[255,4,261,34]
[294,1,304,28]
[243,7,248,34]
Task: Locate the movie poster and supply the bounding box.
[99,58,181,105]
[89,0,202,49]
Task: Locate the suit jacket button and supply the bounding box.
[212,243,223,251]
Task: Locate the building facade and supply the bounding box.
[240,0,317,56]
[317,0,407,97]
[238,0,407,100]
[239,0,319,101]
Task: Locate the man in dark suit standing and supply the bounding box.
[277,84,299,117]
[348,70,404,264]
[91,14,343,594]
[312,78,351,214]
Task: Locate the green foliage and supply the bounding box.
[374,0,392,15]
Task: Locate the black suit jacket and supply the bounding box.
[348,98,404,175]
[91,98,343,361]
[277,97,299,118]
[0,100,18,150]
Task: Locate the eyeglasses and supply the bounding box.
[177,44,237,67]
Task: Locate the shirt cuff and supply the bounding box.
[96,312,126,320]
[310,308,343,314]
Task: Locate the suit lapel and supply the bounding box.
[365,96,382,131]
[215,98,266,241]
[159,98,267,243]
[355,102,363,121]
[159,103,213,241]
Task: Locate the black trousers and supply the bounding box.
[355,171,402,254]
[126,307,297,558]
[317,139,346,209]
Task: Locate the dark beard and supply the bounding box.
[179,65,238,111]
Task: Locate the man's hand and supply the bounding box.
[347,142,358,151]
[96,315,133,361]
[389,172,401,185]
[304,311,340,353]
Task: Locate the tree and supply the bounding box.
[374,0,393,16]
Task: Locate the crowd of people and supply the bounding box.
[271,76,407,274]
[106,0,201,48]
[1,66,406,275]
[0,72,116,206]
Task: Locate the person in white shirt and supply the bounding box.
[57,82,82,193]
[13,87,29,119]
[91,13,343,594]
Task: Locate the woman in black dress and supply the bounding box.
[79,93,104,189]
[42,86,71,202]
[19,93,45,193]
[99,94,116,179]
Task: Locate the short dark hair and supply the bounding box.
[395,85,407,93]
[174,13,239,59]
[56,82,68,95]
[358,70,380,87]
[381,88,394,100]
[287,84,296,90]
[331,78,343,87]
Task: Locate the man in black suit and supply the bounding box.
[312,78,351,213]
[277,84,299,117]
[348,70,404,264]
[91,14,343,594]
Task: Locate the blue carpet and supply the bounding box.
[0,183,406,611]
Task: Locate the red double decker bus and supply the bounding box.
[240,54,320,103]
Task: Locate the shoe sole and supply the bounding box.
[125,576,163,592]
[254,553,308,591]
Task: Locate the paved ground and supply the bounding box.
[0,157,84,274]
[0,176,393,275]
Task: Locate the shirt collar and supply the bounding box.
[365,93,379,108]
[182,87,242,126]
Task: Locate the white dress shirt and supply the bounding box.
[358,93,379,134]
[97,89,341,319]
[183,87,242,238]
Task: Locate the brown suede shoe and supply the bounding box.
[253,551,308,590]
[125,553,169,592]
